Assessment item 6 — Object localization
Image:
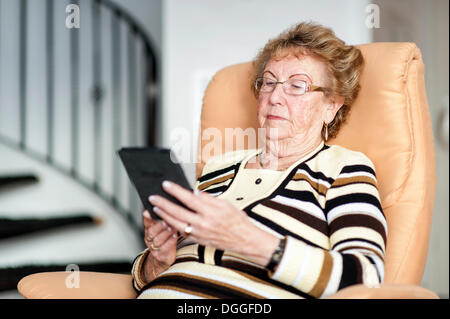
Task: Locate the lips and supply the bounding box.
[267,115,286,120]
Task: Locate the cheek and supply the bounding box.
[258,95,268,110]
[257,97,269,120]
[290,101,323,129]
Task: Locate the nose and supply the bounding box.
[268,82,286,105]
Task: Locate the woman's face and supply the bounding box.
[257,54,337,143]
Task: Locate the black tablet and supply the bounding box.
[118,147,193,220]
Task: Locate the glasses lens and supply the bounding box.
[285,79,307,95]
[256,77,308,95]
[257,78,276,92]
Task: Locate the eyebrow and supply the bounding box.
[263,71,313,82]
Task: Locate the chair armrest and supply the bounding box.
[325,283,439,299]
[17,271,137,299]
[18,273,439,299]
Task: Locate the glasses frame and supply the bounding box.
[255,77,330,96]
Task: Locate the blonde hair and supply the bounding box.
[252,22,364,140]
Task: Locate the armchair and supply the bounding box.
[17,42,439,299]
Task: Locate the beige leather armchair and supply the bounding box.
[17,42,439,299]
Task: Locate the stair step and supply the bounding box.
[0,174,39,190]
[0,214,102,240]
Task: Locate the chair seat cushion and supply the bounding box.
[17,271,137,299]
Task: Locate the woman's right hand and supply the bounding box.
[141,210,178,283]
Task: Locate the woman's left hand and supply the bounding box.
[148,180,279,266]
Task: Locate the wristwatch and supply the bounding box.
[266,237,286,272]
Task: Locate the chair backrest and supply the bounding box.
[195,42,436,285]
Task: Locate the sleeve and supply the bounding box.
[268,155,387,298]
[131,248,150,293]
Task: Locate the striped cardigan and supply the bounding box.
[132,142,387,299]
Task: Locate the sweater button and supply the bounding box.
[236,197,244,201]
[255,178,262,184]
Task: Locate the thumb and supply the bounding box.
[142,210,154,228]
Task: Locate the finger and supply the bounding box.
[164,232,178,249]
[152,206,194,236]
[150,232,178,259]
[152,227,177,248]
[144,210,176,231]
[157,232,178,252]
[142,210,156,228]
[149,194,201,226]
[146,219,170,239]
[160,181,217,215]
[195,188,223,206]
[146,236,158,249]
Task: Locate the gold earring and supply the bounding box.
[324,123,328,141]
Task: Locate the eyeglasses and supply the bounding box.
[255,77,330,96]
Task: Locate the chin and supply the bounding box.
[263,125,289,140]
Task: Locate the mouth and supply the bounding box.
[267,115,286,121]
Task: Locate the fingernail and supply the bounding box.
[162,180,171,188]
[167,226,172,231]
[162,221,167,227]
[153,206,160,213]
[172,234,177,238]
[148,195,156,202]
[194,188,199,195]
[143,211,150,218]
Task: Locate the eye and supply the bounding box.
[264,78,277,86]
[290,80,306,86]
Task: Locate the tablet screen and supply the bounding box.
[118,147,192,220]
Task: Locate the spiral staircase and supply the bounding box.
[0,0,158,297]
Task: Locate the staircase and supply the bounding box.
[0,0,158,297]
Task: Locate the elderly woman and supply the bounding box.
[131,22,387,299]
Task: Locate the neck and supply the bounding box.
[258,135,323,170]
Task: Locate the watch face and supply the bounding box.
[268,237,286,272]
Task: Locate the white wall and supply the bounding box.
[371,0,449,299]
[160,0,372,184]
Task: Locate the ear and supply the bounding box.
[323,95,345,124]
